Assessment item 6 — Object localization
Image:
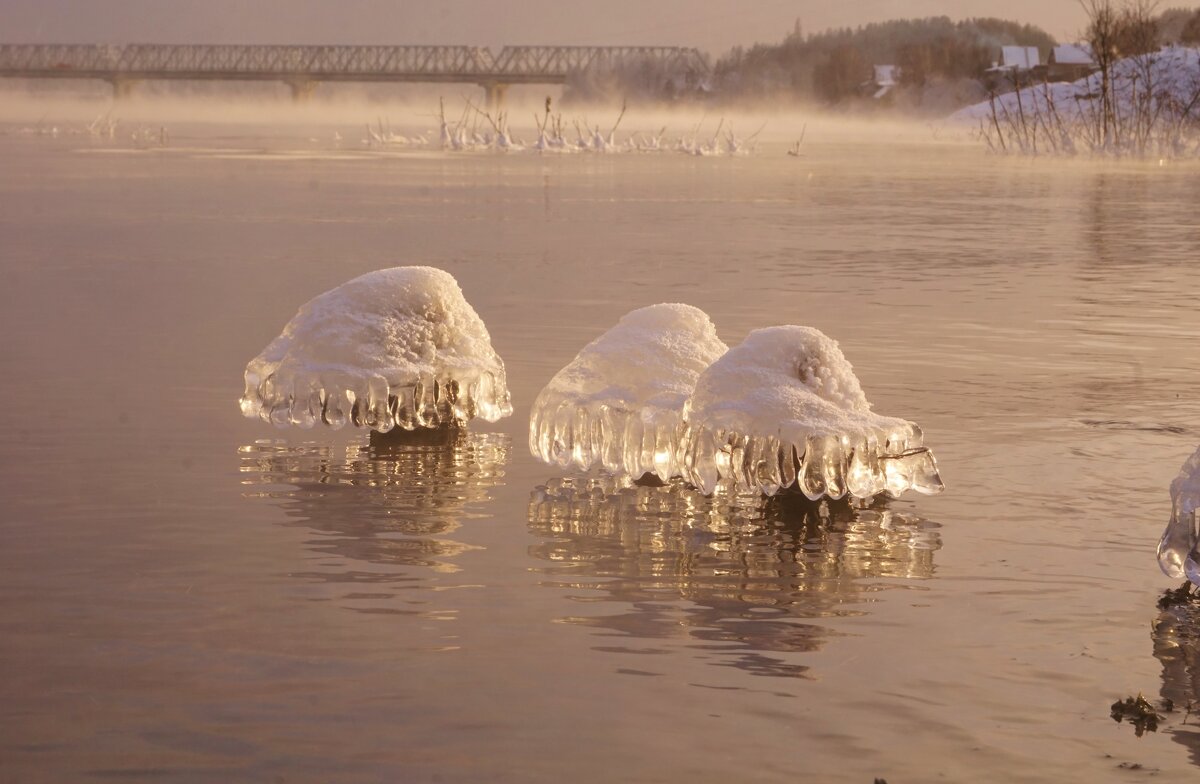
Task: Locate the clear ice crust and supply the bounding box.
[1158,444,1200,585]
[529,304,728,480]
[680,326,944,500]
[240,266,512,433]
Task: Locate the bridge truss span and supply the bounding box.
[0,43,710,102]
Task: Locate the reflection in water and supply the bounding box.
[239,433,509,581]
[1153,603,1200,766]
[1083,170,1199,279]
[528,477,940,678]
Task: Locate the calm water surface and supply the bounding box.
[1,128,1199,782]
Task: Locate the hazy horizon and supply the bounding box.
[6,0,1184,55]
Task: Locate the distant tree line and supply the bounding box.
[713,17,1055,104]
[1157,6,1200,45]
[562,8,1200,110]
[562,55,711,105]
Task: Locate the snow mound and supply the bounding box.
[529,303,728,480]
[240,266,512,432]
[950,46,1200,125]
[680,326,944,500]
[1158,444,1200,585]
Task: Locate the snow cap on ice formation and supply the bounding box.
[1158,444,1200,586]
[240,266,512,432]
[680,325,944,500]
[529,303,728,480]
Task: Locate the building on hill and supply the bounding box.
[984,46,1045,91]
[990,46,1042,72]
[1049,44,1097,81]
[867,65,900,99]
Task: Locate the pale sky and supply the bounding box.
[0,1,1172,54]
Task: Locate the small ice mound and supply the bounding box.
[1158,445,1200,585]
[528,303,728,480]
[680,325,944,500]
[240,266,512,433]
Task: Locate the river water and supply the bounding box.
[1,124,1199,783]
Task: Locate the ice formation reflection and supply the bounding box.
[529,304,727,482]
[239,433,509,579]
[1158,444,1200,586]
[528,475,940,677]
[1152,601,1200,766]
[241,267,512,434]
[682,326,944,500]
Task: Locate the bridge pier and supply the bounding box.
[286,79,317,103]
[109,78,140,100]
[481,81,508,112]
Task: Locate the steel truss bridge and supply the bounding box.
[0,43,709,104]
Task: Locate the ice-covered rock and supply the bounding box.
[240,266,512,433]
[1158,444,1200,585]
[680,326,944,500]
[529,304,728,480]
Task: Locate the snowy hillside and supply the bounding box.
[949,46,1200,155]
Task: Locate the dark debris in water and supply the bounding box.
[1158,581,1198,610]
[1080,418,1187,435]
[1111,694,1164,737]
[1104,755,1161,774]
